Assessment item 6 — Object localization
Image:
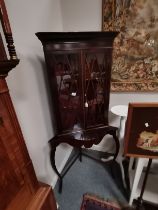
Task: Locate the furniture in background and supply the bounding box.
[124,103,158,209]
[129,158,158,205]
[0,1,57,209]
[110,105,128,187]
[110,105,128,139]
[36,31,119,192]
[129,158,147,205]
[110,104,158,206]
[132,159,158,210]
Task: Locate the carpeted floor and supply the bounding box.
[54,149,128,210]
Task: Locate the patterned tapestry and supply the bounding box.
[102,0,158,91]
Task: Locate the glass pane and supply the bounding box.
[51,52,82,131]
[84,51,106,127]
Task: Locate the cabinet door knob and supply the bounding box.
[0,116,4,126]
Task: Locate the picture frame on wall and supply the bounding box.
[124,103,158,158]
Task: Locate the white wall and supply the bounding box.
[5,0,72,187]
[61,0,102,31]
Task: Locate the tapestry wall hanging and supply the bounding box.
[102,0,158,92]
[124,103,158,158]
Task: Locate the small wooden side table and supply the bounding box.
[111,105,128,187]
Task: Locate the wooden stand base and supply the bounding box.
[27,184,57,210]
[6,184,57,210]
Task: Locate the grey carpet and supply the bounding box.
[54,150,128,210]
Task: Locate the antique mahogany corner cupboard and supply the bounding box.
[36,31,120,192]
[0,0,57,209]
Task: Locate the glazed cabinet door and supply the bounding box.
[83,48,111,128]
[44,50,84,133]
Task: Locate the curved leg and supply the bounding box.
[79,148,82,162]
[109,129,120,160]
[50,144,63,193]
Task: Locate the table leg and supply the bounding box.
[136,159,152,210]
[49,126,120,193]
[79,148,82,162]
[129,159,146,205]
[118,116,127,188]
[118,116,123,139]
[109,129,120,160]
[50,145,63,193]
